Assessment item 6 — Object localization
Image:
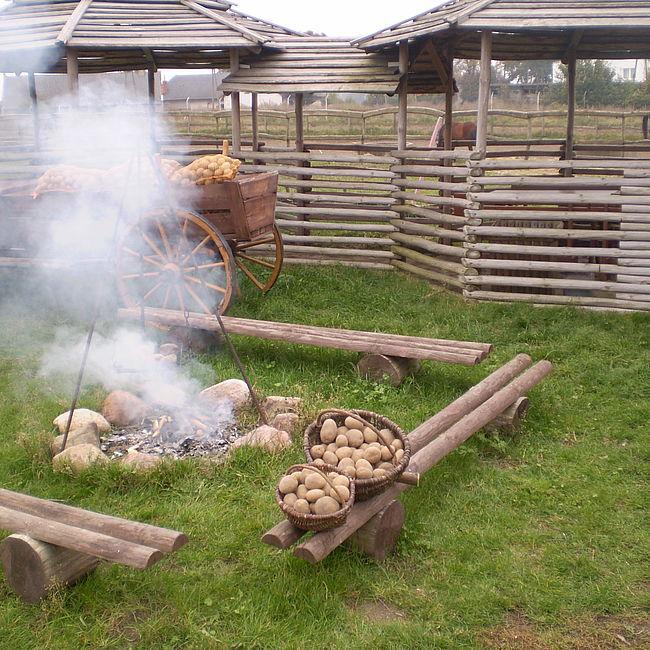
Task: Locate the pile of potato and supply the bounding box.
[171,154,241,187]
[309,415,404,480]
[278,466,351,516]
[33,165,102,196]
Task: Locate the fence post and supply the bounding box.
[361,114,366,144]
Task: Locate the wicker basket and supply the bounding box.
[304,409,410,501]
[276,464,356,532]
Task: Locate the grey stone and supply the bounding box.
[230,425,291,453]
[53,409,111,435]
[272,412,300,436]
[52,444,109,473]
[102,390,149,427]
[200,379,251,412]
[51,422,100,456]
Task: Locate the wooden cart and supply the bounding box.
[0,172,283,315]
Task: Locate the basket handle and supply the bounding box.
[316,408,396,459]
[292,463,344,505]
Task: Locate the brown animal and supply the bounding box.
[437,121,477,148]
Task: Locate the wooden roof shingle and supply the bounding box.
[0,0,301,73]
[354,0,650,60]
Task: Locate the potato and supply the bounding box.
[335,434,349,448]
[313,496,340,516]
[360,443,369,450]
[278,475,298,494]
[293,499,311,514]
[334,485,350,503]
[335,446,353,460]
[363,427,378,443]
[356,466,373,480]
[283,493,298,507]
[346,429,364,448]
[351,449,364,463]
[326,443,337,453]
[380,446,393,462]
[379,428,395,444]
[338,457,355,472]
[320,418,338,443]
[395,449,405,462]
[363,446,382,465]
[322,451,339,466]
[313,458,326,467]
[291,470,304,482]
[379,462,394,471]
[345,417,364,431]
[305,489,325,503]
[337,426,349,436]
[332,475,350,488]
[355,458,373,472]
[373,468,387,480]
[311,444,325,459]
[392,439,404,451]
[304,472,326,490]
[296,484,308,499]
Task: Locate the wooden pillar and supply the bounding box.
[475,31,492,154]
[1,534,99,603]
[147,68,157,151]
[565,50,577,162]
[229,49,241,150]
[27,72,40,151]
[294,92,304,152]
[66,48,79,102]
[444,45,454,150]
[397,40,409,150]
[251,92,259,151]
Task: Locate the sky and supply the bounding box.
[233,0,440,39]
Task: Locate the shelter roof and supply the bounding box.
[354,0,650,60]
[0,0,301,73]
[221,36,451,95]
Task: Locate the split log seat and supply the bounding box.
[118,307,493,385]
[0,489,187,603]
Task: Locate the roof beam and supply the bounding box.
[56,0,93,45]
[181,0,268,46]
[452,0,496,27]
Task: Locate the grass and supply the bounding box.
[0,265,648,649]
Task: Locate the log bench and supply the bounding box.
[262,354,553,563]
[0,489,187,603]
[118,307,493,386]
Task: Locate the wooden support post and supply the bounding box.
[147,67,157,151]
[27,72,40,151]
[565,48,577,164]
[346,500,405,561]
[294,92,305,152]
[1,534,98,603]
[357,354,420,387]
[398,41,409,150]
[475,31,492,154]
[485,396,530,434]
[251,92,259,152]
[229,49,241,150]
[66,48,79,101]
[444,46,454,150]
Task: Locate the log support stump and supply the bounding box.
[1,534,99,603]
[357,354,421,387]
[346,500,405,561]
[485,397,530,434]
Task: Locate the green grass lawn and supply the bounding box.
[0,266,648,649]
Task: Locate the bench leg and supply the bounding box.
[485,397,530,435]
[1,534,99,603]
[346,500,405,561]
[357,354,421,387]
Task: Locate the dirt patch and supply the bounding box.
[108,609,148,645]
[480,611,650,649]
[351,599,408,624]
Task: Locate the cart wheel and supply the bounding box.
[116,208,236,315]
[232,224,284,293]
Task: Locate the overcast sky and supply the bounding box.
[234,0,441,39]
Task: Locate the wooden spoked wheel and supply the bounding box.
[232,224,284,293]
[116,208,236,315]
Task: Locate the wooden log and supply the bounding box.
[393,206,469,227]
[393,218,466,241]
[229,49,241,150]
[293,361,552,563]
[357,354,420,387]
[391,246,466,275]
[398,41,408,150]
[1,534,99,603]
[0,506,163,570]
[391,232,466,258]
[0,489,187,554]
[262,353,532,550]
[475,31,492,153]
[484,397,530,434]
[345,500,405,562]
[392,260,464,290]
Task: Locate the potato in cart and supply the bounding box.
[171,153,241,187]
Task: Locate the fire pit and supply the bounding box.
[102,405,242,460]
